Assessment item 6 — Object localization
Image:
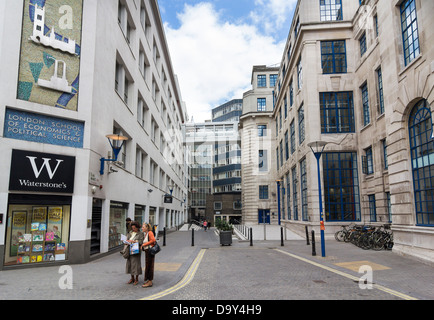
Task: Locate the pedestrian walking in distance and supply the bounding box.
[141,223,156,288]
[203,220,208,232]
[125,221,144,285]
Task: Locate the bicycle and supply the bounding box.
[334,223,356,242]
[371,224,393,251]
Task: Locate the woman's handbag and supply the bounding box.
[148,242,161,256]
[121,244,130,259]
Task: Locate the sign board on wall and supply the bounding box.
[17,0,83,111]
[4,108,84,148]
[9,149,76,193]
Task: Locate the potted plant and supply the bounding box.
[217,220,233,246]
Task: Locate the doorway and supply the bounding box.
[258,209,270,224]
[90,199,102,255]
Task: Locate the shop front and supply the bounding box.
[2,149,75,268]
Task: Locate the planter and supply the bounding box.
[219,230,232,246]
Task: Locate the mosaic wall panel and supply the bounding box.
[17,0,83,111]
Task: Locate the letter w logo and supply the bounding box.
[26,156,64,180]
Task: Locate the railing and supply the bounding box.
[233,224,249,240]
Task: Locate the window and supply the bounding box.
[294,17,300,38]
[285,131,289,161]
[400,0,420,66]
[280,140,284,168]
[270,74,278,87]
[297,57,303,89]
[368,195,377,222]
[259,150,268,172]
[290,120,296,154]
[320,0,343,21]
[4,201,72,266]
[320,92,355,133]
[298,104,305,144]
[286,172,291,220]
[386,192,392,223]
[289,81,294,107]
[361,83,370,126]
[362,146,374,175]
[409,99,434,226]
[258,125,267,137]
[377,68,384,114]
[257,75,267,87]
[259,185,269,200]
[360,32,367,56]
[382,139,388,169]
[214,202,222,210]
[300,158,308,221]
[374,14,379,37]
[323,152,361,221]
[321,40,347,74]
[292,167,298,220]
[257,98,266,111]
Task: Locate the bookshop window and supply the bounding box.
[5,205,70,266]
[109,201,128,249]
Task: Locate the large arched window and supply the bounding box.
[409,99,434,226]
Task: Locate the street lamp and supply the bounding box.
[276,180,282,225]
[100,134,129,175]
[308,141,329,258]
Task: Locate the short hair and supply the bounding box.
[130,221,140,229]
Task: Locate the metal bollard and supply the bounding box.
[311,230,316,256]
[250,228,253,246]
[191,228,194,246]
[163,227,166,246]
[305,225,310,245]
[281,227,284,246]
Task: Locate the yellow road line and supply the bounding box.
[140,249,206,300]
[274,249,418,300]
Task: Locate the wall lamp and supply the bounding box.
[100,134,129,175]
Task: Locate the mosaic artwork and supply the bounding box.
[17,0,83,111]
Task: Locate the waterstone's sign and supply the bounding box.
[9,150,75,193]
[4,108,84,148]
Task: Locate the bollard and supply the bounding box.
[191,228,194,246]
[281,227,284,246]
[305,225,310,245]
[163,227,166,246]
[311,230,316,256]
[250,228,253,246]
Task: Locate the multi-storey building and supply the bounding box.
[240,65,280,224]
[212,99,243,122]
[184,121,241,223]
[0,0,188,269]
[266,0,434,264]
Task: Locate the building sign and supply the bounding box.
[17,0,83,111]
[164,194,173,204]
[4,108,84,148]
[9,150,75,193]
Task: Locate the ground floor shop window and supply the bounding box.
[5,204,70,266]
[109,202,128,249]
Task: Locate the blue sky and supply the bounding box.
[158,0,297,122]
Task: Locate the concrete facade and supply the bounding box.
[0,0,188,269]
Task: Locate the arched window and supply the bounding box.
[409,99,434,226]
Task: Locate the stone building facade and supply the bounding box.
[242,0,434,264]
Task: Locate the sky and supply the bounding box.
[158,0,297,122]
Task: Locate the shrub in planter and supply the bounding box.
[216,220,233,246]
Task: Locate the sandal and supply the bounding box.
[127,279,134,284]
[142,281,153,288]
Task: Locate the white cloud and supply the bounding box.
[164,2,286,122]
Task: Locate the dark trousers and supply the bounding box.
[144,250,155,281]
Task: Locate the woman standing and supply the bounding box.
[141,223,156,288]
[125,221,144,285]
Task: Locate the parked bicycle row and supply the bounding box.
[335,223,394,251]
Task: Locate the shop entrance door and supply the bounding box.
[91,199,102,255]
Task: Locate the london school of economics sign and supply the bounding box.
[9,150,75,194]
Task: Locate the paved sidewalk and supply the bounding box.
[0,226,433,300]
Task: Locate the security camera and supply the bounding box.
[148,189,153,193]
